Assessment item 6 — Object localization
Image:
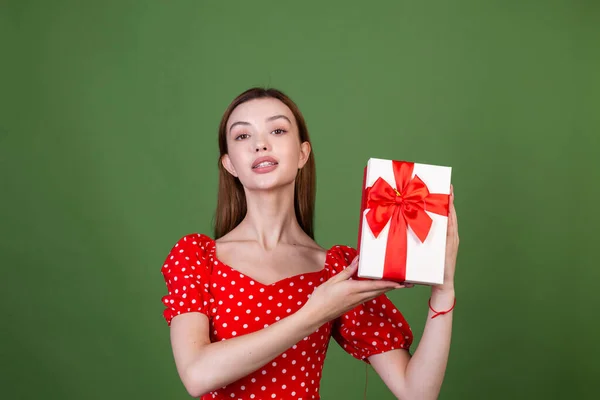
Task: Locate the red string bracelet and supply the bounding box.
[428,297,456,319]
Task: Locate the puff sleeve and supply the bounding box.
[329,246,414,363]
[160,233,215,326]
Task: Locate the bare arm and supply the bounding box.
[170,260,407,398]
[369,185,459,400]
[368,287,455,400]
[170,306,321,397]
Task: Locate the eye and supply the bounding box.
[235,133,250,141]
[272,129,287,135]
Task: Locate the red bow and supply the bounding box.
[364,161,449,282]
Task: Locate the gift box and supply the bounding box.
[356,158,452,285]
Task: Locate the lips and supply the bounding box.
[252,156,279,169]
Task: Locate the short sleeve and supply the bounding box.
[328,246,414,363]
[160,233,215,326]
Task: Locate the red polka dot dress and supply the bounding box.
[161,233,413,400]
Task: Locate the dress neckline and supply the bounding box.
[202,235,331,287]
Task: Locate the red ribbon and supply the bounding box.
[364,161,449,282]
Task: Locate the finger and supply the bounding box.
[452,201,458,232]
[359,288,398,302]
[453,207,458,234]
[366,281,414,290]
[330,256,359,282]
[359,283,414,298]
[350,279,402,293]
[447,187,454,223]
[451,186,457,225]
[450,201,458,234]
[448,203,455,230]
[447,197,457,235]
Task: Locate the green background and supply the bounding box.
[1,0,599,399]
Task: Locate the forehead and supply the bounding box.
[227,98,295,128]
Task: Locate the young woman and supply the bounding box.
[160,88,459,400]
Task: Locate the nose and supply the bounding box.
[254,135,270,152]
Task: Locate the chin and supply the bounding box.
[246,180,294,193]
[240,171,297,192]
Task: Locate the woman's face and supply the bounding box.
[222,98,311,192]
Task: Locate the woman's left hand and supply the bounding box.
[435,184,459,292]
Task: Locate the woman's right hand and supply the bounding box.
[302,256,414,326]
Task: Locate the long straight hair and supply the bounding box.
[214,88,316,239]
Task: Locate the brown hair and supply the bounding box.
[214,87,316,239]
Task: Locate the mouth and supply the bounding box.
[252,157,279,169]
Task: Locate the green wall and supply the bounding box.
[1,1,599,399]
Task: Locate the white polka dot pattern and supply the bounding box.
[161,233,413,399]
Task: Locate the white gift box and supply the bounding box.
[357,158,452,285]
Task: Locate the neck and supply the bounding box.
[237,183,305,250]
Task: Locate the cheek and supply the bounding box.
[227,148,248,168]
[279,140,302,162]
[224,153,249,179]
[284,150,304,175]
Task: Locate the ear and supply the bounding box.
[297,141,311,169]
[221,154,238,177]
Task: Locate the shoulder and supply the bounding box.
[160,233,217,325]
[161,233,215,273]
[325,244,358,272]
[168,233,215,254]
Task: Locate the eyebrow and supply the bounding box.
[266,114,291,123]
[229,115,292,134]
